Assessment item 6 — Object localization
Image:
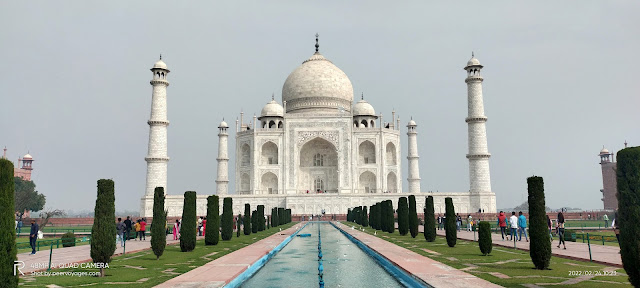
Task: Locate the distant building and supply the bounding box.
[2,147,34,181]
[598,142,627,210]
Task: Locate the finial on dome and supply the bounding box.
[471,51,474,58]
[361,92,364,100]
[272,93,275,101]
[315,33,319,53]
[160,54,162,60]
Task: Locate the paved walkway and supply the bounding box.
[432,227,622,267]
[17,234,181,274]
[338,223,502,288]
[155,224,303,288]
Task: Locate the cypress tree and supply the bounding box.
[424,196,436,242]
[387,200,395,234]
[221,197,233,240]
[382,201,390,232]
[616,147,640,286]
[278,208,285,225]
[205,195,219,245]
[368,205,373,228]
[258,205,265,231]
[151,187,167,259]
[375,203,382,231]
[528,176,551,269]
[243,204,251,235]
[398,197,409,235]
[90,179,116,277]
[272,208,279,227]
[478,221,492,256]
[347,208,352,222]
[237,214,242,238]
[252,210,258,233]
[0,159,17,286]
[408,195,418,238]
[180,191,197,252]
[444,197,457,247]
[286,209,291,223]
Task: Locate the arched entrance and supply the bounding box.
[299,137,338,193]
[359,171,377,193]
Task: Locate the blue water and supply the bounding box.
[241,222,404,288]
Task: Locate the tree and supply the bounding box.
[347,208,352,222]
[398,197,409,235]
[258,205,265,231]
[237,214,242,238]
[408,195,418,238]
[616,146,640,286]
[286,209,291,223]
[243,204,251,235]
[368,205,373,228]
[272,207,278,227]
[151,187,167,259]
[180,191,197,252]
[251,210,258,233]
[386,200,395,234]
[278,208,285,225]
[205,195,219,245]
[221,197,233,240]
[14,177,45,221]
[528,176,551,269]
[38,209,66,230]
[0,159,17,286]
[444,197,456,247]
[424,196,436,242]
[374,203,382,231]
[90,179,116,277]
[478,221,492,256]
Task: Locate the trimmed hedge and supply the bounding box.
[61,232,76,247]
[386,200,395,234]
[90,179,116,277]
[151,187,167,259]
[244,204,251,235]
[180,191,197,252]
[221,197,233,241]
[398,197,409,236]
[251,210,258,233]
[424,196,436,242]
[408,195,418,238]
[528,176,551,269]
[205,195,219,245]
[444,197,456,247]
[616,146,640,287]
[478,221,492,255]
[258,205,265,231]
[0,159,17,286]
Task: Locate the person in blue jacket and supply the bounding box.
[518,211,528,242]
[29,219,39,255]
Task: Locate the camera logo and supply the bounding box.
[14,261,25,276]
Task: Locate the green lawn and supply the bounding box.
[340,222,631,288]
[20,223,296,288]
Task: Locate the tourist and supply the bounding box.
[603,213,609,228]
[612,212,620,251]
[437,214,443,230]
[467,214,473,231]
[29,219,39,255]
[124,216,132,242]
[202,217,207,236]
[497,211,507,240]
[518,211,528,242]
[134,220,141,241]
[139,218,147,241]
[198,217,203,236]
[547,215,553,241]
[509,212,518,241]
[456,214,462,231]
[173,219,180,240]
[116,218,125,247]
[557,212,566,249]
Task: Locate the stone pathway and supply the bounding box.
[17,234,182,274]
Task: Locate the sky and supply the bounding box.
[1,1,638,213]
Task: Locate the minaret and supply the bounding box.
[464,53,492,193]
[144,56,170,197]
[598,146,617,210]
[216,119,229,195]
[407,117,421,193]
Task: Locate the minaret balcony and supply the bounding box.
[150,79,169,86]
[148,120,170,126]
[466,153,491,159]
[465,117,487,123]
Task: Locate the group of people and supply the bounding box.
[115,216,147,247]
[496,211,529,242]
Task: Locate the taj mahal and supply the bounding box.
[140,36,497,218]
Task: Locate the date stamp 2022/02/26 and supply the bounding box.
[569,270,617,276]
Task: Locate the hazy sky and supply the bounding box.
[1,1,638,213]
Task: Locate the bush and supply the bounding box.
[424,196,436,242]
[444,197,456,247]
[0,159,17,286]
[375,203,382,231]
[244,204,251,235]
[272,207,278,227]
[151,187,167,259]
[258,205,265,231]
[398,197,409,235]
[616,147,640,286]
[387,200,395,234]
[278,208,285,225]
[251,210,258,233]
[528,176,551,269]
[221,197,233,241]
[237,214,242,238]
[90,179,116,277]
[180,191,197,252]
[362,206,369,227]
[478,221,492,255]
[408,195,418,238]
[61,232,76,247]
[205,195,219,245]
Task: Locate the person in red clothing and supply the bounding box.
[139,218,147,241]
[202,217,207,236]
[497,211,507,241]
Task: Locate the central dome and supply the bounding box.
[282,52,353,113]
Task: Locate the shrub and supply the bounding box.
[375,203,382,231]
[278,208,285,225]
[424,196,436,242]
[244,204,251,235]
[237,214,242,238]
[0,159,17,286]
[272,207,278,227]
[387,200,395,234]
[90,179,116,277]
[408,195,418,238]
[251,210,258,233]
[616,147,640,286]
[369,205,374,229]
[478,221,492,255]
[258,205,265,231]
[528,176,551,269]
[61,232,76,247]
[205,195,219,245]
[180,191,197,252]
[151,187,167,259]
[398,197,409,235]
[221,197,233,241]
[363,206,369,227]
[444,197,456,247]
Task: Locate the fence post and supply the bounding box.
[587,233,592,262]
[47,243,53,271]
[56,239,59,249]
[602,235,605,245]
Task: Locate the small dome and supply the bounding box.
[600,147,609,154]
[153,59,168,70]
[407,119,416,126]
[260,100,284,117]
[353,100,375,116]
[23,154,32,159]
[219,120,228,128]
[467,57,481,67]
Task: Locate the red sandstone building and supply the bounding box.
[598,142,627,211]
[2,147,34,181]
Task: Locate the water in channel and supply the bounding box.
[241,222,403,288]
